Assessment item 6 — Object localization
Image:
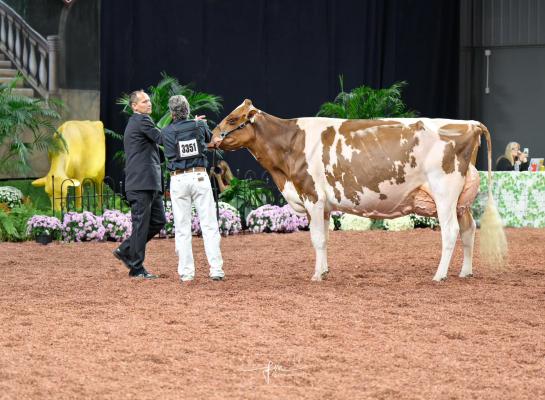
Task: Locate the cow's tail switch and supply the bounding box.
[478,123,507,268]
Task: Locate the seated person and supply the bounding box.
[495,142,529,171]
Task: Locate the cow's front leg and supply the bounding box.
[307,201,328,281]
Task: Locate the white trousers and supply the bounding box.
[170,171,224,280]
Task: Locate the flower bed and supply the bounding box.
[62,211,106,242]
[102,209,132,241]
[246,204,308,233]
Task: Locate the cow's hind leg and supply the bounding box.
[458,209,476,278]
[307,202,328,281]
[429,177,462,282]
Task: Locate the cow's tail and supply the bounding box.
[478,123,507,267]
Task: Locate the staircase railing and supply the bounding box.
[0,1,59,99]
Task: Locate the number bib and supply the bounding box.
[177,138,200,160]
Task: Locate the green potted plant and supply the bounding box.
[0,74,64,175]
[317,76,416,119]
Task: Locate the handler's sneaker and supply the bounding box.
[210,271,224,281]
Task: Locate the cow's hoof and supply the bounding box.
[432,275,447,282]
[320,270,329,279]
[311,275,322,282]
[459,273,473,278]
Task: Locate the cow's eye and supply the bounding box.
[227,118,238,125]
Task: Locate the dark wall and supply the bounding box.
[101,0,460,182]
[63,0,100,90]
[3,0,62,36]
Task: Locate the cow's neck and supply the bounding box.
[245,113,300,191]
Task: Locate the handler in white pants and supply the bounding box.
[170,169,224,280]
[162,95,224,282]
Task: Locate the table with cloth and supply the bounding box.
[471,171,545,228]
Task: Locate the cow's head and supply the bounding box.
[211,99,260,150]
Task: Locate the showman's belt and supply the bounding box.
[170,167,206,176]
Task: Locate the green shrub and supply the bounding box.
[0,202,39,242]
[317,76,416,119]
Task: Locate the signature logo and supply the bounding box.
[240,356,306,384]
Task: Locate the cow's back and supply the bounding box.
[293,117,481,217]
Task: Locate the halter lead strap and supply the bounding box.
[220,120,251,139]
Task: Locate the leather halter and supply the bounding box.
[220,120,252,139]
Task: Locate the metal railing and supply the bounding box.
[50,170,285,225]
[0,1,59,98]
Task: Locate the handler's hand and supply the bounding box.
[211,136,222,148]
[195,115,207,121]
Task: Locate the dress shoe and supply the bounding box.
[129,267,158,279]
[113,248,130,269]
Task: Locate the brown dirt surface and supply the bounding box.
[1,228,545,400]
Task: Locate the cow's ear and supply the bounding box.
[248,108,258,123]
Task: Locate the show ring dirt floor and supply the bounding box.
[1,228,545,400]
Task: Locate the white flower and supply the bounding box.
[384,216,414,231]
[339,214,373,231]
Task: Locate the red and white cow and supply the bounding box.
[212,100,507,281]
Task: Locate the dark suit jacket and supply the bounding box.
[123,113,163,191]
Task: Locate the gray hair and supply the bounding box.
[168,95,190,121]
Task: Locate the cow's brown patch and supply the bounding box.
[322,126,342,201]
[410,121,425,131]
[439,124,481,176]
[228,114,319,205]
[321,120,420,204]
[442,141,456,174]
[289,121,319,203]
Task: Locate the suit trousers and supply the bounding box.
[170,170,224,280]
[119,190,166,270]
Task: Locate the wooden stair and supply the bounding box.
[0,52,35,97]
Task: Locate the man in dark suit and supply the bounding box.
[113,90,166,279]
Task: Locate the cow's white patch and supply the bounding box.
[282,181,306,214]
[296,117,344,196]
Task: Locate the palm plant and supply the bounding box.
[317,76,417,119]
[0,74,63,174]
[219,177,275,222]
[108,72,223,163]
[116,72,223,128]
